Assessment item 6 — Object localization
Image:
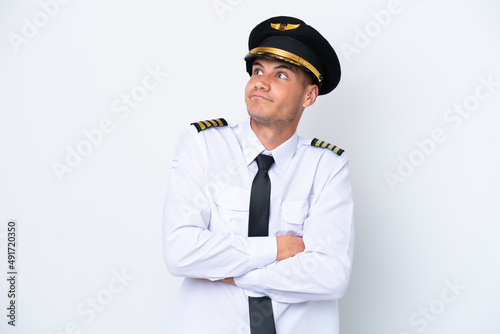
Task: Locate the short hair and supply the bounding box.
[302,70,317,88]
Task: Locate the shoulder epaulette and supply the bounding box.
[191,118,228,132]
[311,138,344,156]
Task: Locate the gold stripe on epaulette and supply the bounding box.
[191,118,228,132]
[311,138,344,156]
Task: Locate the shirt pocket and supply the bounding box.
[280,200,308,237]
[212,186,250,236]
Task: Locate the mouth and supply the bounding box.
[250,94,272,101]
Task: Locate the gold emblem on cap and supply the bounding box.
[270,23,301,31]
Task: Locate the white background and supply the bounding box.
[1,0,499,333]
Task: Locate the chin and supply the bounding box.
[250,114,283,129]
[247,108,273,124]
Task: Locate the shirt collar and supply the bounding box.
[240,117,298,174]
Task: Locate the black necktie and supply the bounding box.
[248,154,276,334]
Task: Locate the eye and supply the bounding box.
[277,72,288,79]
[253,68,263,75]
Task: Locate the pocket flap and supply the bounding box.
[212,186,250,211]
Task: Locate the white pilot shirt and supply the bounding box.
[162,117,354,334]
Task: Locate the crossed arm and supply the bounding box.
[205,236,306,286]
[163,128,354,303]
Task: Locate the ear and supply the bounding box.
[302,84,319,108]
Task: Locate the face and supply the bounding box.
[245,57,318,131]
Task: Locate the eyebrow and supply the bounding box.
[253,61,297,73]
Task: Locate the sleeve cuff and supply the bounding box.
[247,236,277,270]
[234,267,264,296]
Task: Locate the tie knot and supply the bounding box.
[255,154,274,171]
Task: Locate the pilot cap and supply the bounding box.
[245,16,341,95]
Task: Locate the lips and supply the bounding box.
[250,93,272,101]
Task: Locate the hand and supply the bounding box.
[276,236,305,261]
[195,277,236,286]
[220,277,235,286]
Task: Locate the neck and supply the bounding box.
[250,117,298,151]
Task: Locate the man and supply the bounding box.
[163,16,354,334]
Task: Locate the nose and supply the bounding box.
[254,75,270,91]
